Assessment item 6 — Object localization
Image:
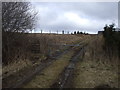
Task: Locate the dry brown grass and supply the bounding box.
[73,60,118,88]
[28,34,85,44]
[84,35,119,65]
[73,35,119,88]
[23,50,74,88]
[3,34,88,79]
[2,53,48,79]
[3,59,33,78]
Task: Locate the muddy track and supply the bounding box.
[3,41,87,88]
[51,46,85,88]
[2,45,74,88]
[14,48,74,88]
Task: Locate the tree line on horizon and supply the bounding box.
[71,31,88,35]
[39,30,88,35]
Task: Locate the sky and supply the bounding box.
[31,2,118,34]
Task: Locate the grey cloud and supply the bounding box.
[32,2,118,34]
[57,2,117,20]
[35,2,118,20]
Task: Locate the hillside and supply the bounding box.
[2,33,119,88]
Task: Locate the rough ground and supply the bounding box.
[73,35,119,88]
[3,35,119,88]
[73,60,119,88]
[22,49,75,88]
[2,45,73,88]
[22,37,89,88]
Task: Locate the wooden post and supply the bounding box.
[41,29,42,34]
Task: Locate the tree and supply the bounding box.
[103,23,120,58]
[77,31,80,34]
[80,32,83,34]
[2,2,36,33]
[2,2,37,64]
[74,31,76,34]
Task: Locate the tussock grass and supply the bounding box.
[2,59,32,78]
[2,54,47,79]
[73,35,119,88]
[74,60,118,88]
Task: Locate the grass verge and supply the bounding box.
[73,60,118,88]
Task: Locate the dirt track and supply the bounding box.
[2,45,72,88]
[3,41,86,88]
[22,43,86,88]
[51,46,85,88]
[3,36,90,88]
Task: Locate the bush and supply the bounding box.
[103,24,120,58]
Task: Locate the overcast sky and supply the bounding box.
[31,2,118,34]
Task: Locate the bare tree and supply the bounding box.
[2,2,36,33]
[2,2,37,64]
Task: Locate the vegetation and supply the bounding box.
[73,31,88,35]
[2,2,37,65]
[23,50,74,88]
[73,35,119,88]
[73,59,118,88]
[103,23,120,59]
[2,33,83,78]
[2,2,119,88]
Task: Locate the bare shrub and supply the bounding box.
[84,35,119,66]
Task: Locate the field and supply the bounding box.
[2,34,90,87]
[2,2,119,89]
[2,33,119,88]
